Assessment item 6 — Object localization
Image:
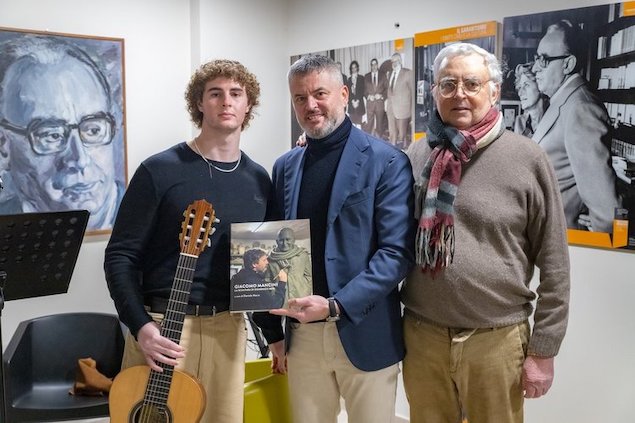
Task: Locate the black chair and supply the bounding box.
[3,312,126,422]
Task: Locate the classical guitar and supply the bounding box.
[109,200,216,423]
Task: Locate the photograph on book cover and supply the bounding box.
[230,219,312,312]
[0,27,127,235]
[502,3,635,250]
[413,21,499,140]
[290,37,414,151]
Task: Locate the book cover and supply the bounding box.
[229,219,312,312]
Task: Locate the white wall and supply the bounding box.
[192,0,291,171]
[0,0,634,422]
[285,1,635,422]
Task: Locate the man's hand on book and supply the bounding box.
[270,295,329,323]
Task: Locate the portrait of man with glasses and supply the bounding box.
[0,32,126,232]
[530,20,619,233]
[503,8,623,236]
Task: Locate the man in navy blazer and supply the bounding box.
[254,54,415,423]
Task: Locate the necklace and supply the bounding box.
[193,137,242,179]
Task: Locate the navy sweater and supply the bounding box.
[104,142,271,336]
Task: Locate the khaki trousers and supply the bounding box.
[122,311,247,423]
[403,313,529,423]
[287,321,399,423]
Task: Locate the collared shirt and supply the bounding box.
[390,68,401,89]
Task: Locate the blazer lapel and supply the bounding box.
[532,99,559,144]
[532,74,584,144]
[327,128,370,227]
[284,149,306,220]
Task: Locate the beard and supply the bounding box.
[302,113,342,139]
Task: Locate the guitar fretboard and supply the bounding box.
[143,252,198,410]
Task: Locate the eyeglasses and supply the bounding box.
[533,53,570,69]
[0,112,115,156]
[436,78,490,98]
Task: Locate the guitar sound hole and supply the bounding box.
[130,402,172,423]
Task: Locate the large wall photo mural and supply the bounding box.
[502,3,635,249]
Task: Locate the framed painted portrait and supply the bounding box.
[0,27,127,235]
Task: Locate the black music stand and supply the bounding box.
[0,210,89,422]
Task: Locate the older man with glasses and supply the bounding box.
[402,42,570,423]
[531,19,620,233]
[0,36,122,231]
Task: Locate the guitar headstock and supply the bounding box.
[179,200,216,256]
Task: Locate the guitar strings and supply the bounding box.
[141,254,194,421]
[141,253,198,422]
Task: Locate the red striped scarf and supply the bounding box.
[415,107,501,272]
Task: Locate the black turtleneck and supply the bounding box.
[298,117,352,299]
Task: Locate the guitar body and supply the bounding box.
[109,201,216,423]
[109,365,206,423]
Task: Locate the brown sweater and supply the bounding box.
[403,130,570,357]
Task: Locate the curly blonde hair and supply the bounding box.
[185,59,260,130]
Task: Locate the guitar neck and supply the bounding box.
[143,252,198,408]
[160,252,198,343]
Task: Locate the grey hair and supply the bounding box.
[288,54,343,86]
[0,35,112,107]
[433,42,502,85]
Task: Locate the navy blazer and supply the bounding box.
[269,126,415,371]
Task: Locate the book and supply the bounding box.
[229,219,313,312]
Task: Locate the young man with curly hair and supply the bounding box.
[105,59,271,423]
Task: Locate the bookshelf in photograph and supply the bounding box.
[593,2,635,246]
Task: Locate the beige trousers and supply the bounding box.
[122,311,247,423]
[403,313,530,423]
[287,321,399,423]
